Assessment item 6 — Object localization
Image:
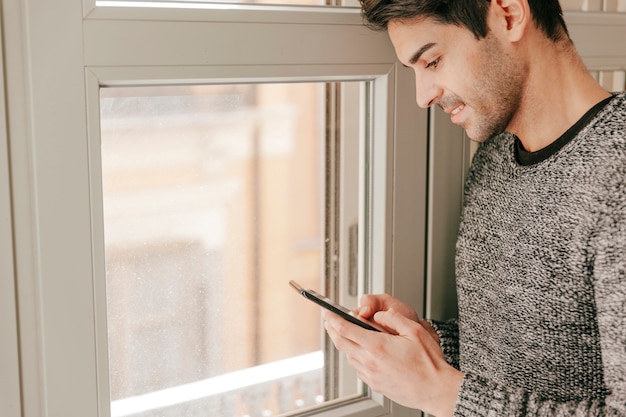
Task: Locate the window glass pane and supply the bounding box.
[101,82,364,417]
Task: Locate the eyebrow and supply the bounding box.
[407,42,438,66]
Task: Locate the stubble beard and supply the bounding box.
[463,32,526,143]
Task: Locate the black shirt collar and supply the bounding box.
[515,95,614,166]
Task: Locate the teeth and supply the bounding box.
[451,104,464,115]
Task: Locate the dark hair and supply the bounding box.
[360,0,569,42]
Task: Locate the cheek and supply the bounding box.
[443,51,485,100]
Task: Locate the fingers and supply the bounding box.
[324,312,379,383]
[324,310,367,338]
[372,308,416,336]
[372,309,442,351]
[356,294,400,318]
[323,312,365,354]
[324,304,461,414]
[355,294,383,318]
[357,294,420,322]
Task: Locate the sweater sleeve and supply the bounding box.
[427,318,460,370]
[453,161,626,417]
[454,373,617,416]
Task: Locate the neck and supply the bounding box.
[507,39,611,152]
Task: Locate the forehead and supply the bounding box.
[387,18,476,64]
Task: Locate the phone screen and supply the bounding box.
[289,280,383,332]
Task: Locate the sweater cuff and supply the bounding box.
[427,318,460,369]
[454,373,527,417]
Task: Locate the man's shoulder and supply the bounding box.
[589,92,626,147]
[597,92,626,125]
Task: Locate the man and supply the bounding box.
[323,0,626,415]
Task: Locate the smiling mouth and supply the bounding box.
[450,103,465,115]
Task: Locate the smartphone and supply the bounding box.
[289,280,383,332]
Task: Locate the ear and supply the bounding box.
[488,0,530,42]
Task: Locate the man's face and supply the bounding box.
[388,17,526,142]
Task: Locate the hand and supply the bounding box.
[324,306,463,417]
[354,294,419,321]
[354,294,439,343]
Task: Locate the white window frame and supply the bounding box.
[0,14,22,417]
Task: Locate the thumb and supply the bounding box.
[355,305,372,318]
[372,308,413,336]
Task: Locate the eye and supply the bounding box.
[426,57,441,70]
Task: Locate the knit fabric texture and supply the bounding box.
[432,92,626,416]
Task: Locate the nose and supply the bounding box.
[414,72,442,109]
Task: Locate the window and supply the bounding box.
[79,0,428,410]
[101,82,367,416]
[85,2,410,410]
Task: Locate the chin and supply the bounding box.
[465,121,507,143]
[464,129,491,143]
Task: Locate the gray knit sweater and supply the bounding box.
[432,92,626,416]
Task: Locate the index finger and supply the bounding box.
[356,294,392,318]
[323,308,386,333]
[324,310,373,342]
